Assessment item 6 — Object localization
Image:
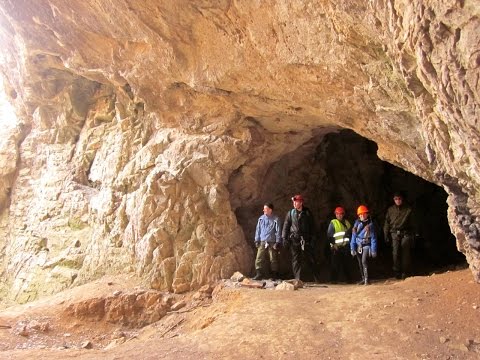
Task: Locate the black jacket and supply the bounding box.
[282,207,315,243]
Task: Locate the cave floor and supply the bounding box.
[1,268,479,359]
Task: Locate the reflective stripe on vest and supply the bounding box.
[332,219,351,244]
[333,231,349,244]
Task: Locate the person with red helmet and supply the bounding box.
[282,194,320,282]
[327,206,353,283]
[350,205,378,285]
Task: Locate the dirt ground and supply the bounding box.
[1,267,479,360]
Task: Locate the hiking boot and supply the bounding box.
[252,271,263,280]
[363,268,369,285]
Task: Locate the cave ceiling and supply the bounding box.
[0,0,478,302]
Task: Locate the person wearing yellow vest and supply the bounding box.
[327,206,353,283]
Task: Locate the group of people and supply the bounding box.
[252,192,415,285]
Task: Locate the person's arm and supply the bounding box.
[308,210,316,243]
[255,218,262,244]
[383,208,391,243]
[370,221,378,256]
[407,206,416,233]
[282,212,291,246]
[275,216,282,244]
[345,220,352,239]
[327,221,335,244]
[350,220,358,255]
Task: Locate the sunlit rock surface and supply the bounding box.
[0,0,478,303]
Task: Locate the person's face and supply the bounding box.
[359,212,369,221]
[335,211,345,220]
[293,200,303,210]
[394,196,403,206]
[263,205,273,216]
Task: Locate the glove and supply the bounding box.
[371,252,377,258]
[351,250,356,257]
[255,241,260,249]
[273,242,279,250]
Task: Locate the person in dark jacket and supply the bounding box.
[384,191,415,279]
[327,206,353,283]
[282,194,320,282]
[350,205,377,285]
[252,202,282,280]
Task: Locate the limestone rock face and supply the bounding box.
[0,1,478,302]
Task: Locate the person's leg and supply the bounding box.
[400,234,413,278]
[268,245,279,278]
[304,243,320,282]
[392,233,401,278]
[355,252,364,284]
[330,250,340,283]
[362,247,371,285]
[253,242,266,279]
[290,244,302,280]
[339,246,353,283]
[338,247,351,282]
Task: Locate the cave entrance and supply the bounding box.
[232,129,466,281]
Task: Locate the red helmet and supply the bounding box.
[292,194,304,202]
[357,205,369,215]
[334,206,345,214]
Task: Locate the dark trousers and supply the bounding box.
[356,246,372,281]
[290,242,320,282]
[392,232,412,276]
[330,245,355,283]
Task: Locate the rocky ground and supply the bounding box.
[0,267,479,360]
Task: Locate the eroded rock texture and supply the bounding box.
[0,1,478,302]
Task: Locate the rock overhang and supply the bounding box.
[0,1,478,303]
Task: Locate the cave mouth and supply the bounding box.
[233,129,466,281]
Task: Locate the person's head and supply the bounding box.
[334,206,345,220]
[263,202,274,216]
[357,205,369,221]
[291,194,304,210]
[393,191,404,206]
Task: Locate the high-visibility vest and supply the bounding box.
[332,219,351,245]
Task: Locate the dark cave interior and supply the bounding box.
[233,129,466,281]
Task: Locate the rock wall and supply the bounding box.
[0,0,478,302]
